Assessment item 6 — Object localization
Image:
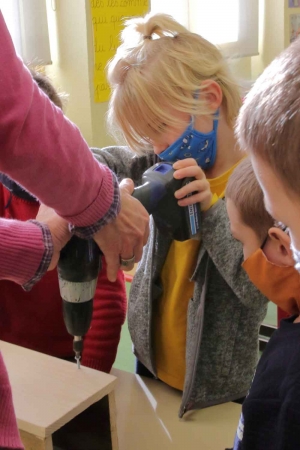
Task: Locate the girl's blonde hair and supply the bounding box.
[107,13,242,152]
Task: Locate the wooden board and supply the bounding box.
[0,341,117,439]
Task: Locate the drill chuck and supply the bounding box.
[61,295,94,337]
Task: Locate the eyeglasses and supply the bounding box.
[273,221,289,235]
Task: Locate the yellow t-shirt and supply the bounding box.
[153,161,241,390]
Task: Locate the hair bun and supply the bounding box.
[121,13,188,46]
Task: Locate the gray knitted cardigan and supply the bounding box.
[92,146,268,417]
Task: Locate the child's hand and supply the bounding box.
[173,158,212,211]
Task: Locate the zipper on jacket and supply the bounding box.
[148,222,158,378]
[178,316,202,418]
[179,257,210,418]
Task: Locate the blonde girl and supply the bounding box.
[92,12,267,416]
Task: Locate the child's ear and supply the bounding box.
[200,80,223,111]
[265,227,294,266]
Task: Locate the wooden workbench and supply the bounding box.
[112,368,241,450]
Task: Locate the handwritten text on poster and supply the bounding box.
[90,0,149,102]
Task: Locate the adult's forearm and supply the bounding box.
[0,12,118,230]
[0,219,52,290]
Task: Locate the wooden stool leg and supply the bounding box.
[20,430,53,450]
[108,391,119,450]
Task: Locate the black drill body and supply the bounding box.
[58,162,201,366]
[57,236,101,365]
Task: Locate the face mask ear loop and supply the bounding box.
[191,109,219,132]
[213,108,220,131]
[260,234,269,250]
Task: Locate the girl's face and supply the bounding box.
[150,110,189,155]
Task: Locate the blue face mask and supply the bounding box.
[158,112,219,169]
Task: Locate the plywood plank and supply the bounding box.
[0,341,117,438]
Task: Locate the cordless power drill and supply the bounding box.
[57,162,201,367]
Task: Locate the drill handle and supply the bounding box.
[132,181,166,214]
[58,236,101,283]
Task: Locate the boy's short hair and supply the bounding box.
[236,38,300,196]
[29,68,64,110]
[226,158,274,243]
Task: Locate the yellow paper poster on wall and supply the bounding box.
[90,0,149,103]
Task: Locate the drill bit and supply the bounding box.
[75,352,81,369]
[73,336,83,369]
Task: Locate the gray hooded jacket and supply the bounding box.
[92,146,268,417]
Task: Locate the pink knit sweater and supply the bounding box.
[0,11,118,449]
[0,10,119,284]
[0,353,23,450]
[0,13,114,227]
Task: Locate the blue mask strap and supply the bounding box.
[190,108,219,130]
[213,109,219,131]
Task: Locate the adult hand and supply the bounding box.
[36,204,72,271]
[93,178,149,282]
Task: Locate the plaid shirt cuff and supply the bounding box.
[22,220,53,291]
[72,173,121,239]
